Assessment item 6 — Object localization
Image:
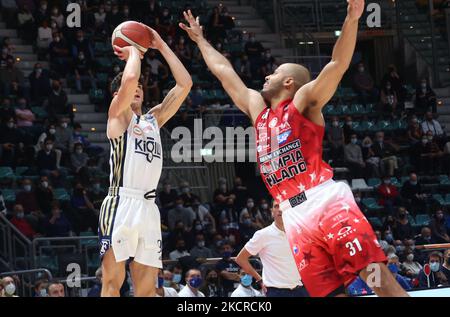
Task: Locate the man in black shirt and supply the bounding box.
[215,243,240,296]
[401,173,427,214]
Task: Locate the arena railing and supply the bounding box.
[0,268,52,297]
[0,213,32,271]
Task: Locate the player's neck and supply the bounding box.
[133,109,143,116]
[270,93,294,111]
[274,220,285,232]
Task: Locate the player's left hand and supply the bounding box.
[347,0,365,21]
[142,24,164,51]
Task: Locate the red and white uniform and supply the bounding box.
[254,99,386,297]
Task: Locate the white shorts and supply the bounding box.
[98,187,162,268]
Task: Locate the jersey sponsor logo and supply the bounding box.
[100,239,110,256]
[261,109,270,120]
[292,245,299,255]
[289,192,307,208]
[283,112,289,122]
[277,130,292,145]
[133,125,143,137]
[259,140,301,163]
[269,118,278,128]
[135,137,162,163]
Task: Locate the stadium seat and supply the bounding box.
[368,217,383,228]
[90,89,105,103]
[31,107,48,119]
[38,255,58,272]
[391,177,401,188]
[349,104,366,115]
[15,167,29,176]
[445,194,450,207]
[439,175,450,186]
[0,167,14,180]
[432,194,445,205]
[415,214,431,226]
[80,231,97,247]
[351,178,371,192]
[362,198,383,211]
[54,188,70,201]
[367,178,381,188]
[323,104,334,115]
[1,189,16,203]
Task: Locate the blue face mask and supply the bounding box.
[222,251,232,259]
[189,276,203,289]
[157,277,164,288]
[387,263,399,274]
[172,274,182,284]
[241,274,253,287]
[430,262,440,272]
[163,280,171,288]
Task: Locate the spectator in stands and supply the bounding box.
[219,197,239,229]
[343,116,356,142]
[0,276,18,297]
[407,116,423,145]
[87,178,107,210]
[14,98,35,129]
[29,63,51,106]
[71,142,88,169]
[167,196,194,231]
[179,181,199,208]
[380,81,398,114]
[87,267,102,297]
[201,269,225,297]
[17,4,36,42]
[239,212,258,246]
[372,131,399,177]
[0,0,18,28]
[421,131,444,173]
[46,80,70,121]
[207,6,226,44]
[48,32,71,77]
[401,250,423,278]
[418,251,447,288]
[175,36,192,67]
[44,200,72,237]
[35,0,49,25]
[167,220,193,253]
[352,62,378,105]
[10,204,37,239]
[230,177,248,210]
[442,249,450,282]
[70,182,97,233]
[71,30,94,62]
[327,116,345,162]
[422,111,445,142]
[375,230,390,253]
[191,197,216,232]
[158,7,176,38]
[35,176,54,215]
[215,242,240,296]
[386,254,412,291]
[234,54,252,85]
[378,175,400,215]
[36,20,52,54]
[361,136,380,178]
[401,173,427,214]
[0,57,24,95]
[415,78,437,113]
[9,81,27,101]
[393,207,415,241]
[381,64,406,106]
[47,282,65,297]
[344,133,365,178]
[239,198,264,229]
[213,177,236,212]
[190,233,213,259]
[178,269,205,297]
[244,33,264,77]
[35,123,56,154]
[231,268,263,297]
[33,279,49,297]
[155,269,178,297]
[159,181,178,211]
[169,238,191,261]
[430,208,450,243]
[0,98,15,120]
[142,66,160,104]
[73,50,97,92]
[15,178,39,214]
[415,226,437,245]
[94,4,108,36]
[0,117,24,166]
[261,49,277,77]
[54,117,73,154]
[50,6,64,29]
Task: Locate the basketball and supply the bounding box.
[111,21,153,53]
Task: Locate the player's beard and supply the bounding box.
[261,80,284,104]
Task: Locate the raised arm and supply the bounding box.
[108,45,143,118]
[147,28,193,127]
[294,0,364,117]
[180,10,264,121]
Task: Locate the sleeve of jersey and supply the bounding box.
[244,230,263,256]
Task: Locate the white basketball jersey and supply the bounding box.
[109,112,163,191]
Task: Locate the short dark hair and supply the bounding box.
[429,251,443,261]
[111,72,143,94]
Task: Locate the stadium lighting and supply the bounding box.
[334,30,341,37]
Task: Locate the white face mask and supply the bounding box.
[49,128,56,134]
[24,185,32,192]
[46,144,53,151]
[61,122,68,129]
[406,254,414,262]
[41,181,49,188]
[7,122,14,129]
[261,203,268,210]
[5,283,16,296]
[76,149,83,154]
[247,202,254,209]
[332,121,339,127]
[39,289,47,297]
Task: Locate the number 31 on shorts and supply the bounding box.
[345,238,363,256]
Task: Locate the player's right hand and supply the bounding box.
[113,45,144,61]
[179,10,204,43]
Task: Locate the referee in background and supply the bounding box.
[236,202,309,297]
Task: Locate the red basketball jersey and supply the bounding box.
[254,99,334,202]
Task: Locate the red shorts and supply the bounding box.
[280,180,386,297]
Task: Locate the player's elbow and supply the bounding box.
[180,76,193,90]
[121,73,139,86]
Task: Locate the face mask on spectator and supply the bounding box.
[351,138,358,144]
[49,128,56,135]
[93,183,101,190]
[24,185,32,192]
[221,224,229,231]
[76,148,83,154]
[195,224,203,231]
[197,240,205,248]
[16,212,24,219]
[5,283,16,296]
[39,289,47,297]
[123,9,129,15]
[163,280,171,287]
[41,181,49,188]
[410,180,417,186]
[385,233,393,242]
[421,83,427,89]
[61,122,68,129]
[358,66,364,73]
[422,138,428,145]
[7,122,14,129]
[243,219,252,226]
[114,66,120,73]
[332,121,339,127]
[249,37,255,43]
[182,187,190,194]
[261,203,268,210]
[430,262,440,272]
[163,10,169,17]
[172,274,181,284]
[240,274,253,287]
[41,4,47,11]
[427,136,433,141]
[157,277,164,288]
[384,180,391,185]
[406,254,414,262]
[346,121,353,126]
[189,277,202,289]
[247,202,254,209]
[355,197,361,203]
[46,144,53,151]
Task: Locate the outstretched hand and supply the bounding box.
[347,0,365,21]
[179,10,204,43]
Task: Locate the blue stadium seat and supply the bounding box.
[0,167,14,181]
[362,198,383,211]
[1,189,16,203]
[368,217,383,228]
[367,178,381,188]
[54,188,70,201]
[415,214,431,226]
[433,194,445,205]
